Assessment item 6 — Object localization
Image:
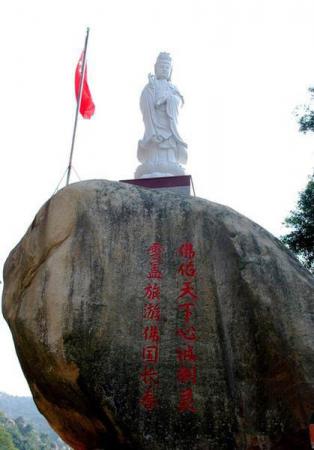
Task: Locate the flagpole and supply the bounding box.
[66,27,90,186]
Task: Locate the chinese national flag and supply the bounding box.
[75,52,95,119]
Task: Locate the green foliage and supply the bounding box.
[0,392,69,448]
[0,410,59,450]
[281,173,314,273]
[0,425,17,450]
[295,87,314,133]
[297,106,314,133]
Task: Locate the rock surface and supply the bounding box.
[2,180,314,450]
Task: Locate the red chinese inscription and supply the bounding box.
[177,366,197,384]
[178,260,196,277]
[177,281,198,301]
[177,326,197,342]
[178,243,195,259]
[143,303,160,321]
[176,242,198,413]
[140,388,158,411]
[176,345,198,362]
[177,388,196,413]
[143,325,160,342]
[139,241,199,413]
[142,345,159,363]
[144,283,160,301]
[147,242,163,279]
[140,366,159,385]
[178,302,195,322]
[149,242,163,257]
[139,243,163,411]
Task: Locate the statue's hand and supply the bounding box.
[152,135,163,143]
[156,96,167,107]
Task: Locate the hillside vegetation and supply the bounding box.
[0,393,69,449]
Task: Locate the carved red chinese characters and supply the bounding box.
[139,243,163,411]
[176,242,198,413]
[139,241,198,414]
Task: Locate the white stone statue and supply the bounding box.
[135,52,188,179]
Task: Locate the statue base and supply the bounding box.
[120,175,191,196]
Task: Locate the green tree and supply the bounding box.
[295,87,314,133]
[281,173,314,273]
[282,88,314,272]
[0,425,17,450]
[0,411,56,450]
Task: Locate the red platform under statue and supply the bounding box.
[120,175,192,196]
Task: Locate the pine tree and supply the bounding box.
[281,173,314,273]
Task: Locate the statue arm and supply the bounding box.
[139,85,158,144]
[172,86,184,106]
[156,85,184,111]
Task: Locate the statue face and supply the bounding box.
[155,61,172,80]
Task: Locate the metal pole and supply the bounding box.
[66,27,90,186]
[191,175,196,197]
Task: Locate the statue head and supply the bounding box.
[154,52,172,81]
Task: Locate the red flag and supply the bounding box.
[75,52,95,119]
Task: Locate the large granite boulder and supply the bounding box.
[2,180,314,450]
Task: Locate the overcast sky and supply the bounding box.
[0,0,313,396]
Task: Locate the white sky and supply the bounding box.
[0,0,313,396]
